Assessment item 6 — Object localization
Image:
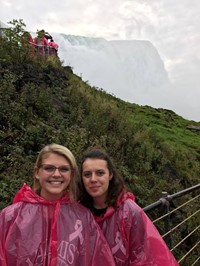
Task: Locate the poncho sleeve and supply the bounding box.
[127,200,179,266]
[0,203,20,266]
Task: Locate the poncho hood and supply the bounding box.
[95,191,135,223]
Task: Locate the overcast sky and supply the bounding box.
[1,0,200,121]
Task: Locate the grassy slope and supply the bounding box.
[0,63,199,210]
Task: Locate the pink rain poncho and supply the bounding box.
[95,192,179,266]
[0,184,115,266]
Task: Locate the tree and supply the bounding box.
[0,19,31,63]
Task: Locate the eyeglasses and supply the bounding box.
[40,164,71,175]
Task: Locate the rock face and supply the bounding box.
[186,125,200,133]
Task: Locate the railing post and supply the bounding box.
[161,191,172,248]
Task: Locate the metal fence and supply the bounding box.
[143,183,200,266]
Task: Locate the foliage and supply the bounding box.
[0,19,199,266]
[0,19,27,63]
[1,62,199,206]
[0,19,62,68]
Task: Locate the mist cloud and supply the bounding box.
[1,0,200,121]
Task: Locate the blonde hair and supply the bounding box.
[33,143,79,201]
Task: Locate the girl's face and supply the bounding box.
[35,153,72,201]
[82,158,112,208]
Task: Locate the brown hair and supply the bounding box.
[79,147,126,210]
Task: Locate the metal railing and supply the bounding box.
[143,183,200,266]
[28,42,58,57]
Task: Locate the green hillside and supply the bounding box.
[0,19,199,211]
[0,59,199,209]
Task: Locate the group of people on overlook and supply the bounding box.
[0,143,180,265]
[23,29,59,58]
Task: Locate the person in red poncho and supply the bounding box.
[0,144,115,266]
[21,31,35,58]
[34,29,49,56]
[79,147,180,266]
